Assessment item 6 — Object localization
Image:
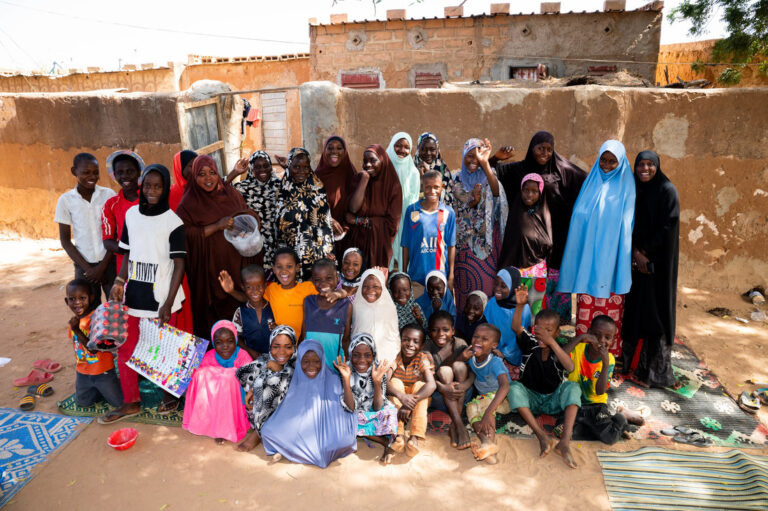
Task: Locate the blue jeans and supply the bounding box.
[76,369,124,407]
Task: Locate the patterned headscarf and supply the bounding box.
[248,150,274,180]
[414,131,454,203]
[387,271,427,330]
[340,247,367,287]
[458,138,487,188]
[235,324,297,431]
[286,147,310,176]
[347,333,389,412]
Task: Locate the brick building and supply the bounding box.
[309,2,663,88]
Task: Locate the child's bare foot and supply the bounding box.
[215,438,225,445]
[472,441,499,461]
[554,441,577,469]
[236,430,261,452]
[448,423,458,448]
[391,435,406,453]
[456,426,471,450]
[617,406,646,426]
[269,453,283,464]
[484,454,499,465]
[536,434,553,457]
[380,446,395,465]
[405,436,421,458]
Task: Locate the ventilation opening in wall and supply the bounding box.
[340,72,381,89]
[414,72,443,88]
[509,67,539,81]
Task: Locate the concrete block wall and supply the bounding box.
[309,9,662,88]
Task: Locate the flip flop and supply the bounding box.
[13,370,53,387]
[19,395,36,411]
[33,359,62,373]
[673,432,712,447]
[97,408,141,425]
[27,383,54,397]
[739,391,760,412]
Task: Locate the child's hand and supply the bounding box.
[323,289,343,304]
[218,270,235,294]
[430,296,442,313]
[158,303,171,325]
[448,382,465,400]
[538,332,557,349]
[477,412,495,436]
[109,283,124,302]
[372,362,388,384]
[274,154,288,169]
[400,393,418,410]
[476,139,493,165]
[494,145,515,161]
[599,343,610,361]
[579,333,598,346]
[69,316,81,331]
[398,407,412,422]
[459,347,474,362]
[417,160,430,176]
[267,360,283,372]
[371,266,388,281]
[333,355,351,381]
[491,348,504,359]
[245,390,254,410]
[514,284,528,305]
[411,306,422,322]
[470,183,482,207]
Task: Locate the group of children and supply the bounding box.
[57,149,644,470]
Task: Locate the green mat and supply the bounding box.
[57,373,184,426]
[597,446,768,510]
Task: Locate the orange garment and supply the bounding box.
[69,313,115,375]
[264,281,317,335]
[389,378,430,439]
[393,351,431,391]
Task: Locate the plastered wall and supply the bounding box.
[657,40,768,87]
[300,81,768,292]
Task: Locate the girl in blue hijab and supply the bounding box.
[556,140,635,356]
[416,270,457,322]
[484,267,532,369]
[260,339,357,468]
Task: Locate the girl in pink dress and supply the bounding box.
[183,320,252,444]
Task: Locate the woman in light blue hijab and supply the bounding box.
[386,132,421,272]
[557,140,636,356]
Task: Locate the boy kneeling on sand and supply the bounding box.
[507,284,582,469]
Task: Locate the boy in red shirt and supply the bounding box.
[102,150,144,272]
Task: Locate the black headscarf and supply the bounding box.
[496,131,586,269]
[497,266,522,309]
[139,164,171,216]
[179,150,198,171]
[623,150,679,350]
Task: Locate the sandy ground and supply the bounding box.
[1,238,767,510]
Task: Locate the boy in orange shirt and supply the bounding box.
[65,279,123,408]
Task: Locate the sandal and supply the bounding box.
[13,370,53,387]
[739,391,760,413]
[673,431,712,447]
[33,359,62,373]
[156,397,179,415]
[27,383,54,397]
[19,394,36,411]
[97,407,141,425]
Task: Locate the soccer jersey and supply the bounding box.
[400,201,456,285]
[568,343,615,404]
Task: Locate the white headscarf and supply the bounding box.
[386,132,421,272]
[351,269,401,364]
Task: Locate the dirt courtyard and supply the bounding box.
[1,238,766,511]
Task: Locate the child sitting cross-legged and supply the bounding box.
[464,323,510,464]
[335,333,398,464]
[387,323,436,459]
[507,284,582,469]
[66,279,123,409]
[425,310,472,451]
[561,315,645,444]
[182,320,253,445]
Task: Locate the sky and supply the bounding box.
[0,0,727,73]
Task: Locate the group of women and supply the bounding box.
[174,130,679,390]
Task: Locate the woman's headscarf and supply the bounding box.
[235,325,297,431]
[416,270,457,320]
[344,145,403,268]
[169,150,197,211]
[496,266,522,309]
[387,272,427,330]
[276,147,334,279]
[315,136,357,225]
[233,150,281,269]
[106,150,145,183]
[468,290,489,310]
[386,132,421,271]
[340,247,367,288]
[497,172,553,270]
[484,266,530,365]
[260,340,357,468]
[211,320,241,368]
[458,138,487,188]
[138,164,171,217]
[498,131,586,270]
[557,140,636,297]
[414,131,454,204]
[351,269,401,364]
[347,333,390,412]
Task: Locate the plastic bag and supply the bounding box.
[87,301,130,351]
[223,214,263,257]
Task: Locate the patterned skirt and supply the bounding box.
[356,404,398,438]
[576,293,625,357]
[454,225,501,312]
[544,268,573,325]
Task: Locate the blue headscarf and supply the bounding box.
[386,132,421,272]
[484,266,531,365]
[557,140,636,297]
[211,320,241,368]
[458,138,487,188]
[260,340,357,468]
